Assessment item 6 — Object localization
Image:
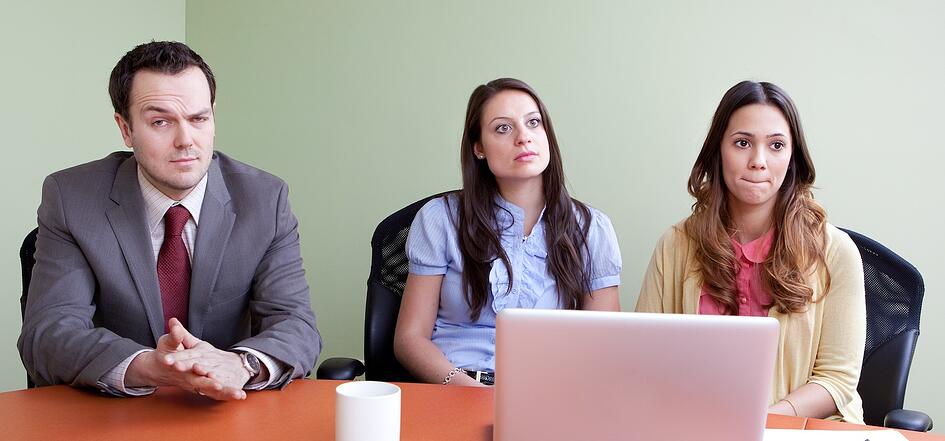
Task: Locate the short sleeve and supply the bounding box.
[406,197,454,276]
[585,209,622,291]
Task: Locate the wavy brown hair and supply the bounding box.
[686,81,830,315]
[454,78,592,321]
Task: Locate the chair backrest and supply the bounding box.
[20,227,39,389]
[840,228,924,427]
[363,191,455,382]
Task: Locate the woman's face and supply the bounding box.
[720,104,793,215]
[474,90,550,186]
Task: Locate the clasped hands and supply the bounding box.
[126,318,251,401]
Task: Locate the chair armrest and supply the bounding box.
[885,409,933,432]
[315,357,366,380]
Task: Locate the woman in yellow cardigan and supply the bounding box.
[636,80,865,423]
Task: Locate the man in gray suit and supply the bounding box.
[18,41,321,400]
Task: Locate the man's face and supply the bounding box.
[115,66,214,200]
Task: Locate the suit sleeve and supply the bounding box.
[17,175,148,389]
[229,182,321,386]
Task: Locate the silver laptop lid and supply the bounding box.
[494,309,779,441]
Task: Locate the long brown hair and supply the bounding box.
[455,78,592,321]
[686,81,830,315]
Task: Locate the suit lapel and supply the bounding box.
[189,157,235,339]
[105,156,164,343]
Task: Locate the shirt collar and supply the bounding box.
[137,166,208,233]
[493,194,546,233]
[733,228,775,264]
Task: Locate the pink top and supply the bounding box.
[699,229,775,317]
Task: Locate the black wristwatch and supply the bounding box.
[239,351,261,380]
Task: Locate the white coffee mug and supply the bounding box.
[335,381,402,441]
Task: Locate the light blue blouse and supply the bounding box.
[406,193,622,372]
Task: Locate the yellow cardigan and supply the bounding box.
[635,221,865,423]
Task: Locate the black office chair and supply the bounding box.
[840,227,932,432]
[317,191,453,381]
[19,227,39,389]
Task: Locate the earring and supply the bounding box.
[477,154,485,159]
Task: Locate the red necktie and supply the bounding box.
[157,205,191,333]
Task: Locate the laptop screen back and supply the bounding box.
[494,309,779,441]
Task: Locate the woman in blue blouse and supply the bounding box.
[394,78,622,386]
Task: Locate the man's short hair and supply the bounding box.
[108,41,216,125]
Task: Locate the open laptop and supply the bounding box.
[494,309,779,441]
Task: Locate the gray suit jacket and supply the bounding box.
[18,151,321,389]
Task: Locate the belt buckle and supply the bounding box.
[464,369,494,385]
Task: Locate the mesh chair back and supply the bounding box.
[840,228,924,426]
[20,228,39,389]
[364,191,455,381]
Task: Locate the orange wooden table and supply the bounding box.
[0,379,939,440]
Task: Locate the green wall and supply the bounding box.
[0,1,185,392]
[186,0,945,426]
[2,0,942,430]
